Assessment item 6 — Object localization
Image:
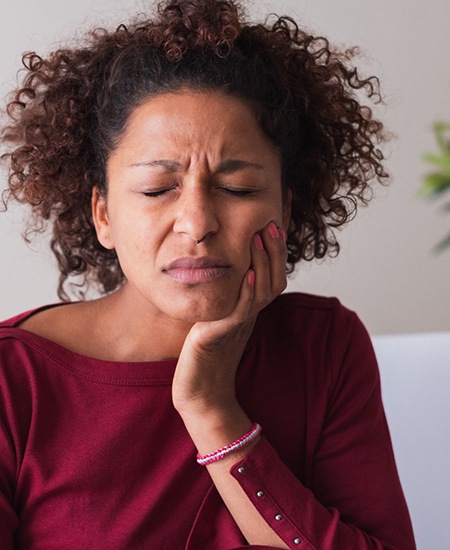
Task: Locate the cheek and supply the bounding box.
[230,207,277,258]
[107,210,158,265]
[245,202,284,234]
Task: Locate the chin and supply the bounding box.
[167,293,237,324]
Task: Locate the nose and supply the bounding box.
[172,184,219,243]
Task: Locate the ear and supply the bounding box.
[92,186,115,250]
[282,188,293,232]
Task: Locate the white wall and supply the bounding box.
[373,331,450,549]
[1,0,450,334]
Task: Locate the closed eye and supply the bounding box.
[143,189,171,197]
[221,188,255,197]
[142,185,256,198]
[142,182,178,197]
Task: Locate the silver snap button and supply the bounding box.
[237,467,245,474]
[294,538,302,545]
[275,514,283,521]
[256,491,264,498]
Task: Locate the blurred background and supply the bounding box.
[1,0,449,334]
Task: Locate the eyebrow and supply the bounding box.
[129,159,264,173]
[130,159,181,172]
[216,159,264,173]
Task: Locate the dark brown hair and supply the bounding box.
[1,0,387,299]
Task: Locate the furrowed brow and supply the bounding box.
[129,159,182,172]
[129,159,264,173]
[216,160,264,174]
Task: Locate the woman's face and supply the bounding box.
[93,90,290,323]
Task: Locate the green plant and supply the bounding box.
[420,122,450,251]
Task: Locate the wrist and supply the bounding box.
[173,391,240,419]
[178,404,255,461]
[196,422,262,466]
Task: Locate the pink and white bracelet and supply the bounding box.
[196,422,262,466]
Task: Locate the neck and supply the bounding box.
[95,285,193,362]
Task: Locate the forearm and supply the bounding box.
[180,406,415,550]
[179,405,288,549]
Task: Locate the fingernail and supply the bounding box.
[248,270,255,286]
[279,229,287,242]
[268,222,279,239]
[253,234,264,250]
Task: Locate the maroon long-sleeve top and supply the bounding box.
[0,293,415,549]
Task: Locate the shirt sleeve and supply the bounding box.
[0,395,20,549]
[0,469,17,547]
[230,313,416,550]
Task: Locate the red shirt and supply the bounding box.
[0,293,415,549]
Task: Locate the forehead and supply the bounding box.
[112,89,280,165]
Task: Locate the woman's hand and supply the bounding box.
[172,221,287,421]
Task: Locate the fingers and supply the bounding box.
[249,221,287,315]
[262,221,288,295]
[195,220,287,332]
[221,266,255,328]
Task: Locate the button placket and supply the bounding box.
[234,461,302,547]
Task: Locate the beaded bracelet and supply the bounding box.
[196,422,262,466]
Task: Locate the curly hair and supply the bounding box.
[1,0,387,300]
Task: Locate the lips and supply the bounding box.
[163,257,231,284]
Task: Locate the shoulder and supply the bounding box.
[262,291,352,315]
[0,301,98,352]
[0,304,61,359]
[0,302,87,363]
[0,303,63,329]
[257,292,358,336]
[0,304,55,347]
[252,292,375,376]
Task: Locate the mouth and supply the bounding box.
[163,257,232,284]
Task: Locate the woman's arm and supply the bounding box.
[173,221,289,548]
[173,223,415,549]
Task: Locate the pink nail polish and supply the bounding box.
[268,222,279,239]
[248,270,255,286]
[253,234,264,250]
[279,229,287,242]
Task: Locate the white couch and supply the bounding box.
[371,332,450,550]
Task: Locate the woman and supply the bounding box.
[0,0,415,548]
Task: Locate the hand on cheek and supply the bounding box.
[172,221,287,417]
[248,221,288,316]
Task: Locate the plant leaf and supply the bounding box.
[433,233,450,253]
[433,122,450,153]
[423,152,450,173]
[419,173,450,198]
